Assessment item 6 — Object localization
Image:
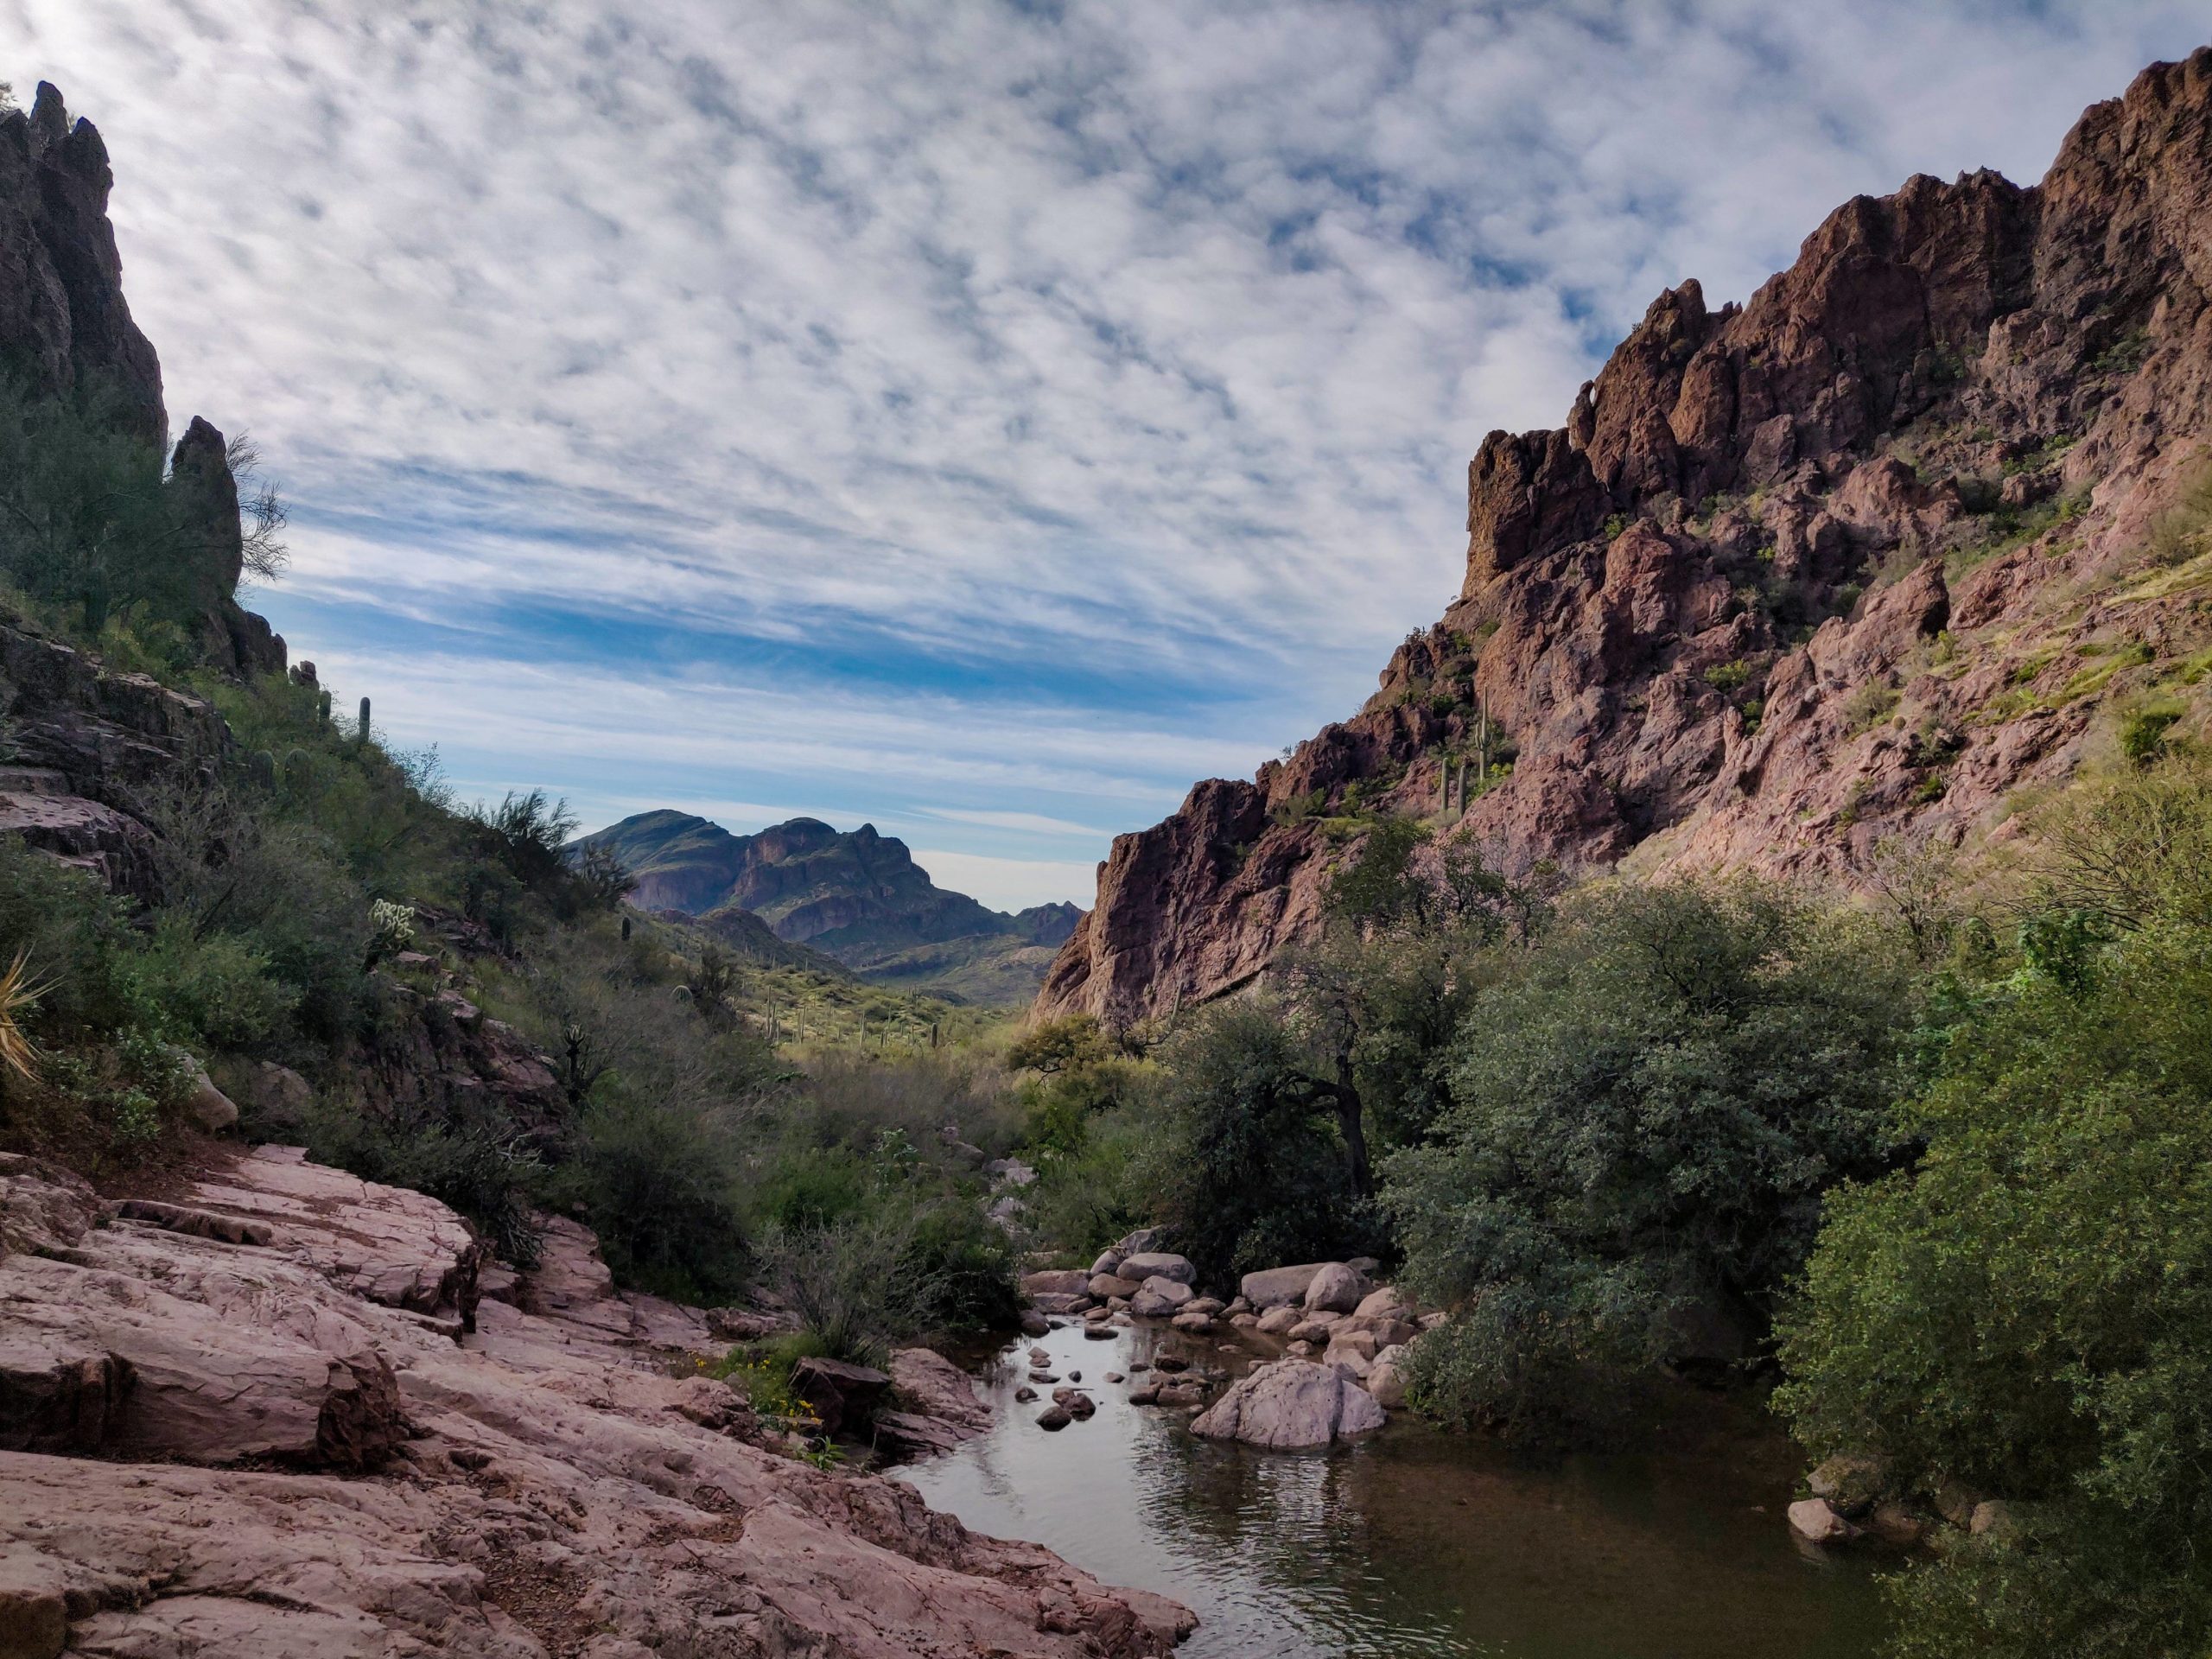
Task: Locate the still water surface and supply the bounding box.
[898,1319,1886,1659]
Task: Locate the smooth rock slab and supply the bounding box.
[1118,1252,1195,1286]
[1191,1358,1386,1449]
[1129,1277,1194,1318]
[1021,1268,1093,1299]
[1238,1263,1329,1309]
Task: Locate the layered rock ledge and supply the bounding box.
[0,1148,1193,1656]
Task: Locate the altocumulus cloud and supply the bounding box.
[8,0,2206,906]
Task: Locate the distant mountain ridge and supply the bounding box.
[579,810,1083,1003]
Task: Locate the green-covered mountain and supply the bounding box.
[579,810,1082,1002]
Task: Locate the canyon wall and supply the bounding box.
[1041,48,2212,1027]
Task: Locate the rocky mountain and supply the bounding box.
[1040,48,2212,1028]
[582,810,1084,1002]
[0,83,283,679]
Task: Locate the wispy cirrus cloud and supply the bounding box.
[8,0,2205,906]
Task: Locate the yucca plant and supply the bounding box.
[0,949,48,1079]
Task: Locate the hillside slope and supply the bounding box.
[586,810,1082,1002]
[1040,47,2212,1028]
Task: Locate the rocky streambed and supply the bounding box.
[0,1147,1192,1657]
[901,1277,1889,1658]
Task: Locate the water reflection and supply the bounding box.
[898,1321,1886,1659]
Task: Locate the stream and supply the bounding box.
[896,1319,1887,1658]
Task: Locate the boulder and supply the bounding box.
[1113,1228,1167,1256]
[888,1348,990,1443]
[1287,1314,1341,1344]
[1019,1309,1051,1337]
[179,1057,239,1134]
[1867,1502,1929,1546]
[1808,1452,1891,1518]
[1030,1292,1092,1315]
[1185,1296,1225,1317]
[1036,1405,1072,1431]
[1787,1497,1859,1546]
[1191,1359,1387,1449]
[1118,1252,1195,1285]
[1351,1287,1412,1322]
[1129,1277,1195,1318]
[1255,1306,1303,1336]
[1351,1317,1421,1351]
[1089,1274,1144,1300]
[790,1357,890,1437]
[1366,1344,1409,1408]
[1171,1312,1216,1335]
[1050,1389,1096,1418]
[1089,1250,1124,1277]
[1302,1262,1371,1313]
[0,1550,67,1659]
[1020,1268,1092,1300]
[1238,1263,1328,1309]
[1969,1499,2016,1539]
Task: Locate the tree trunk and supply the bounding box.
[1332,1054,1373,1200]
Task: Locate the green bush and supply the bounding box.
[301,1093,545,1268]
[569,1094,747,1299]
[120,918,297,1048]
[1777,764,2212,1656]
[1384,877,1916,1446]
[1150,1001,1380,1285]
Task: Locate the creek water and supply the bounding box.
[896,1319,1887,1659]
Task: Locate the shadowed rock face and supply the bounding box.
[0,84,284,681]
[0,84,163,447]
[1041,48,2212,1029]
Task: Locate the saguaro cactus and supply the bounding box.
[249,749,276,791]
[357,696,372,744]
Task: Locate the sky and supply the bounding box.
[9,1,2207,910]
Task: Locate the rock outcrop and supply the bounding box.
[0,1146,1194,1656]
[0,84,163,447]
[1041,48,2212,1027]
[1190,1357,1387,1449]
[0,83,283,684]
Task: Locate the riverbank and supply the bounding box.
[900,1318,1886,1659]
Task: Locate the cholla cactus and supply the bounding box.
[369,899,416,957]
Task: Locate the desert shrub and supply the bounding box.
[118,918,297,1049]
[754,1194,1017,1365]
[569,1094,747,1299]
[1016,1055,1145,1156]
[302,1093,545,1268]
[1384,876,1916,1446]
[748,1143,872,1232]
[1004,1014,1111,1075]
[1021,1108,1158,1258]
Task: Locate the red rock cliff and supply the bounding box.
[1039,47,2212,1028]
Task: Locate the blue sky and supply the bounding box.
[10,1,2207,909]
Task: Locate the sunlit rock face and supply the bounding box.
[1041,48,2212,1029]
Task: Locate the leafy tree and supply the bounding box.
[1777,759,2212,1657]
[1148,1001,1381,1284]
[1004,1014,1111,1076]
[1384,876,1915,1446]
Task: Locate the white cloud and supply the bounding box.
[11,0,2208,900]
[906,849,1103,915]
